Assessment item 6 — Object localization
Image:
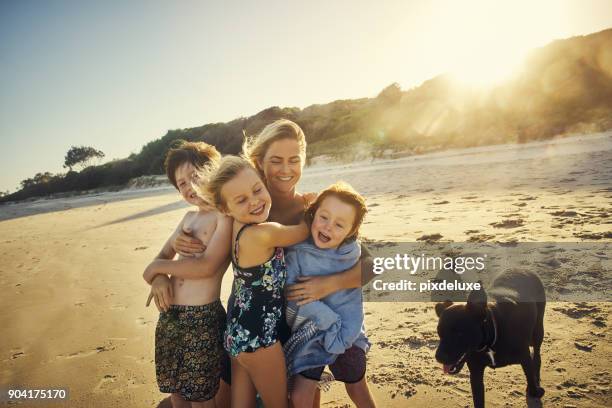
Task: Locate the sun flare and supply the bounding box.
[407,0,565,88]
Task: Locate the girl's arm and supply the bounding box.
[285,243,375,305]
[143,215,232,283]
[254,220,310,248]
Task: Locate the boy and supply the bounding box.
[143,140,231,408]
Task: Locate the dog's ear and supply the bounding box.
[435,300,453,317]
[466,284,487,319]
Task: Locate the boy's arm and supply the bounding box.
[155,229,180,261]
[150,213,190,263]
[285,242,375,305]
[254,221,310,248]
[144,216,187,311]
[143,215,232,283]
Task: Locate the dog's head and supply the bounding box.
[434,287,488,374]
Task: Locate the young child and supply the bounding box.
[142,140,232,408]
[195,155,309,408]
[283,182,376,408]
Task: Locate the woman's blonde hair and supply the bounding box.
[193,155,261,210]
[305,181,368,242]
[242,119,307,178]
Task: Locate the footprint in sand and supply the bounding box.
[467,234,496,243]
[110,304,127,310]
[416,233,443,242]
[56,345,115,360]
[574,341,594,352]
[136,317,153,326]
[93,374,117,393]
[134,246,148,251]
[490,219,525,228]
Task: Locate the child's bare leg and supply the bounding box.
[230,359,257,408]
[344,377,376,408]
[289,375,318,408]
[171,393,191,408]
[214,379,230,408]
[190,399,216,408]
[237,342,288,408]
[312,388,320,408]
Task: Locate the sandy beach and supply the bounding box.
[1,132,610,407]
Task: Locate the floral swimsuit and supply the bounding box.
[224,224,287,357]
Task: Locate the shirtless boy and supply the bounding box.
[143,141,231,408]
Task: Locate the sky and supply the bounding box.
[1,0,611,193]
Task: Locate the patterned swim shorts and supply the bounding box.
[155,300,226,401]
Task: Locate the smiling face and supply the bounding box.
[220,167,272,224]
[174,162,207,207]
[311,195,357,249]
[259,138,303,195]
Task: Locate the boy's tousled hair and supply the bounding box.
[194,155,262,211]
[305,181,368,242]
[242,119,307,178]
[164,140,221,189]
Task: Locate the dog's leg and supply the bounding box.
[467,361,485,408]
[520,348,545,399]
[532,302,545,386]
[532,343,542,386]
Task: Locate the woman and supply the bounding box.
[151,119,376,407]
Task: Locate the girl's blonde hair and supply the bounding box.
[242,119,307,178]
[193,155,261,210]
[305,181,368,242]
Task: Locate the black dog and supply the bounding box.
[435,270,546,408]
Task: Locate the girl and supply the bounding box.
[194,155,309,408]
[284,182,374,408]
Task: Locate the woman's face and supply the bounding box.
[311,195,356,249]
[220,167,272,224]
[260,138,303,195]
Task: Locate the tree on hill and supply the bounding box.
[20,172,54,189]
[64,146,105,171]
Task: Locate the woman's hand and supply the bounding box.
[172,227,206,257]
[285,275,335,305]
[146,274,173,312]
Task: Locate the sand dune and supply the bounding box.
[0,132,610,407]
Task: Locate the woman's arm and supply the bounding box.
[285,243,375,305]
[143,215,232,283]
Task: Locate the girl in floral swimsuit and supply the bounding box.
[194,155,309,408]
[225,225,286,356]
